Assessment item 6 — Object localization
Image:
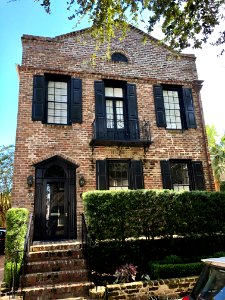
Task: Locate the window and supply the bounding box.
[94,81,140,141]
[170,162,190,191]
[163,90,182,129]
[111,52,128,63]
[154,85,197,130]
[160,160,205,191]
[105,86,125,129]
[32,75,82,125]
[96,160,144,190]
[47,81,68,124]
[108,162,129,190]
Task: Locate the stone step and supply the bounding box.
[22,269,90,287]
[28,249,83,262]
[31,241,82,252]
[26,258,87,274]
[21,282,94,300]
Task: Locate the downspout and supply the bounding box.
[193,80,214,191]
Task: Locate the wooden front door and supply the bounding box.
[34,156,77,241]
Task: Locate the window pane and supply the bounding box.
[105,87,114,97]
[114,88,123,98]
[106,100,114,128]
[116,100,124,129]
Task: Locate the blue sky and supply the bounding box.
[0,0,225,146]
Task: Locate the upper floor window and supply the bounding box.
[154,85,197,130]
[111,52,128,63]
[47,81,68,124]
[160,160,205,191]
[32,75,82,125]
[163,89,182,129]
[94,80,140,141]
[105,86,124,129]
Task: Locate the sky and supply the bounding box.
[0,0,225,146]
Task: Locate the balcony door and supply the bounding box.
[34,156,77,241]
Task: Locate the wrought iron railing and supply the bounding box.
[92,118,151,142]
[81,213,94,258]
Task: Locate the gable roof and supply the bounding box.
[22,23,195,59]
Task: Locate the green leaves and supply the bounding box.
[0,145,14,193]
[206,125,225,188]
[27,0,225,51]
[83,190,225,241]
[4,208,29,287]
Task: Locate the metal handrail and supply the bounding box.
[81,213,94,257]
[92,118,151,142]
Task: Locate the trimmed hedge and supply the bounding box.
[4,208,29,287]
[88,235,225,275]
[83,190,225,241]
[150,262,203,279]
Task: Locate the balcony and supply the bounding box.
[90,118,152,147]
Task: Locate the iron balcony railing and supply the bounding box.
[91,118,151,144]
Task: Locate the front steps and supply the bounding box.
[20,241,94,300]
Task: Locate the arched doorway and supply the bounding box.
[34,156,77,241]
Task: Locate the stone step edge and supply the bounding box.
[20,281,94,292]
[23,269,89,279]
[31,244,83,252]
[29,249,83,255]
[27,258,86,266]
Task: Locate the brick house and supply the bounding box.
[12,25,214,242]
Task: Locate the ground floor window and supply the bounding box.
[96,159,144,190]
[160,159,205,191]
[170,162,190,191]
[108,162,129,190]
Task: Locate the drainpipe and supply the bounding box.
[193,80,214,191]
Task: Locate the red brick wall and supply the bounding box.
[12,26,214,238]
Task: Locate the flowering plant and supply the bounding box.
[114,263,137,283]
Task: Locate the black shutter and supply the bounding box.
[153,85,167,127]
[192,161,205,190]
[126,84,140,139]
[96,160,107,190]
[160,160,173,189]
[94,81,106,139]
[183,88,197,129]
[32,75,45,121]
[130,160,144,189]
[70,78,82,123]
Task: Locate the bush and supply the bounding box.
[83,190,225,241]
[4,208,29,287]
[162,255,183,264]
[88,235,225,275]
[150,262,203,279]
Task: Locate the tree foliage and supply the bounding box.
[0,145,14,193]
[34,0,225,52]
[206,125,225,191]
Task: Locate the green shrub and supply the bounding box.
[150,262,203,279]
[4,208,29,287]
[213,251,225,257]
[162,255,182,264]
[83,190,225,241]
